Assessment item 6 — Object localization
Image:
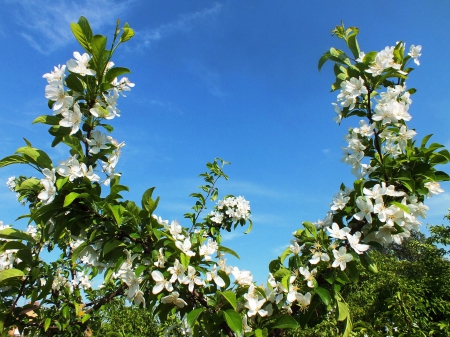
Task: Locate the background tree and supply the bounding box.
[286,227,450,337]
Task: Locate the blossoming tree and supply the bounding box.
[0,18,448,337]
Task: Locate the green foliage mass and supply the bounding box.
[94,297,160,337]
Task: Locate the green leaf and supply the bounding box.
[120,27,135,42]
[187,308,203,328]
[16,177,40,192]
[105,67,131,83]
[65,73,85,92]
[337,301,349,321]
[280,245,295,263]
[302,221,317,239]
[32,115,61,125]
[244,218,253,234]
[0,268,24,284]
[91,34,107,73]
[70,23,91,53]
[65,190,84,208]
[345,260,359,283]
[106,204,123,225]
[318,51,331,71]
[63,192,87,207]
[102,240,125,256]
[273,267,291,279]
[62,135,84,158]
[359,253,378,273]
[0,155,29,168]
[180,253,190,270]
[219,291,237,310]
[81,314,91,324]
[218,245,240,259]
[347,34,360,58]
[0,241,27,253]
[273,314,298,329]
[223,309,242,336]
[141,187,159,214]
[336,269,350,284]
[255,329,264,337]
[343,315,353,337]
[0,228,36,243]
[62,305,70,319]
[421,134,433,148]
[16,146,52,169]
[44,317,51,332]
[315,287,332,306]
[78,16,93,44]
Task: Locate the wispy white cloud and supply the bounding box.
[185,61,227,97]
[9,0,135,54]
[138,3,222,48]
[222,231,244,242]
[149,100,184,116]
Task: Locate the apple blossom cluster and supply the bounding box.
[210,196,251,224]
[112,250,145,306]
[51,269,92,293]
[35,56,134,205]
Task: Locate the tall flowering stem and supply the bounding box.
[267,23,450,336]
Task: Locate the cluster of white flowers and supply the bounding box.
[112,250,145,306]
[359,184,430,246]
[337,76,368,110]
[38,54,133,200]
[102,136,125,186]
[57,155,100,183]
[50,269,92,292]
[267,271,311,315]
[210,196,251,224]
[37,168,56,205]
[6,176,16,191]
[365,46,403,76]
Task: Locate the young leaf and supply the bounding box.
[337,301,349,321]
[91,34,107,74]
[187,308,203,329]
[120,27,135,42]
[218,245,240,259]
[16,146,53,169]
[359,253,378,273]
[223,309,243,336]
[78,16,93,44]
[302,221,317,239]
[65,73,85,92]
[0,228,36,243]
[0,268,25,284]
[273,314,298,329]
[0,155,29,168]
[32,115,61,126]
[70,23,91,53]
[315,287,332,306]
[105,67,131,83]
[218,290,237,310]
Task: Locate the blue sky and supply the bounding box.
[1,0,450,284]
